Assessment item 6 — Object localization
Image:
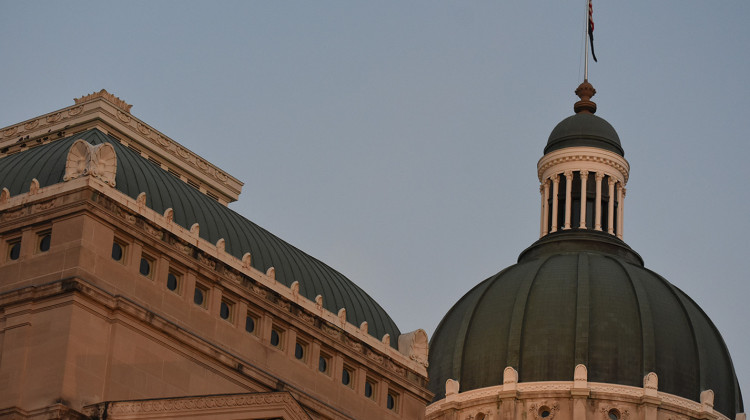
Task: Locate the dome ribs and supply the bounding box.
[509,255,553,380]
[573,253,591,368]
[613,259,655,380]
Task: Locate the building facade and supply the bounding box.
[0,90,432,420]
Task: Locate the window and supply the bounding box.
[193,283,208,308]
[364,378,376,400]
[111,240,125,263]
[539,406,551,418]
[220,299,234,321]
[245,313,258,334]
[37,231,51,253]
[386,391,399,411]
[166,271,181,293]
[608,409,620,420]
[318,353,331,375]
[139,255,154,278]
[294,340,308,362]
[7,238,21,261]
[270,326,283,348]
[341,366,353,388]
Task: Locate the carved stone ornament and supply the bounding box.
[315,294,324,308]
[397,329,429,367]
[29,178,40,195]
[643,372,658,390]
[338,308,347,324]
[242,252,252,268]
[529,402,560,420]
[599,406,629,420]
[190,223,200,235]
[291,281,300,296]
[359,321,368,334]
[0,188,9,204]
[63,139,117,186]
[136,191,147,208]
[503,366,518,384]
[74,89,132,113]
[446,379,460,396]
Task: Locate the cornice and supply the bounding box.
[537,146,630,183]
[82,392,311,419]
[0,92,243,204]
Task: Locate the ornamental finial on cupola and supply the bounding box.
[574,80,597,114]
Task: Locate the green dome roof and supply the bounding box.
[545,113,624,156]
[428,231,743,418]
[0,129,401,346]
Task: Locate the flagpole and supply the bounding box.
[584,0,589,81]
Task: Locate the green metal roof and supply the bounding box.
[545,113,624,156]
[0,129,400,346]
[428,231,743,417]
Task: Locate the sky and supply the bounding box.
[1,0,748,404]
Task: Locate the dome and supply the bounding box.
[428,231,743,417]
[545,113,623,156]
[0,129,401,346]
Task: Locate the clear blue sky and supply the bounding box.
[2,1,748,402]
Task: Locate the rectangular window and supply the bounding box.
[318,352,331,376]
[139,254,154,278]
[219,299,234,322]
[294,339,308,362]
[193,283,209,308]
[166,270,182,294]
[6,237,21,261]
[245,312,259,335]
[387,390,399,412]
[341,365,354,389]
[364,377,377,401]
[111,239,126,263]
[36,230,51,253]
[270,325,284,349]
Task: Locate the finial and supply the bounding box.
[574,79,597,114]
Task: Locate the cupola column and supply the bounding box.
[540,180,550,237]
[550,175,560,233]
[563,171,573,230]
[594,173,604,231]
[607,177,616,234]
[579,170,589,229]
[617,186,625,239]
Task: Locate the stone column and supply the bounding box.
[563,171,573,230]
[594,173,604,231]
[579,170,589,229]
[617,186,626,239]
[551,175,560,233]
[607,177,616,234]
[541,180,550,237]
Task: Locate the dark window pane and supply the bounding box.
[295,343,304,360]
[318,356,327,373]
[387,394,395,410]
[139,258,151,276]
[220,302,230,319]
[39,234,51,252]
[167,273,178,291]
[364,381,373,398]
[270,329,280,347]
[342,368,351,385]
[245,316,255,333]
[111,242,123,261]
[194,288,204,306]
[9,242,21,260]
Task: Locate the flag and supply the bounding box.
[588,0,598,62]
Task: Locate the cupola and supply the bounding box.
[537,81,629,239]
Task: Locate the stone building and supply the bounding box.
[425,81,745,420]
[0,90,431,419]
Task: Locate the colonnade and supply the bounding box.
[539,170,625,239]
